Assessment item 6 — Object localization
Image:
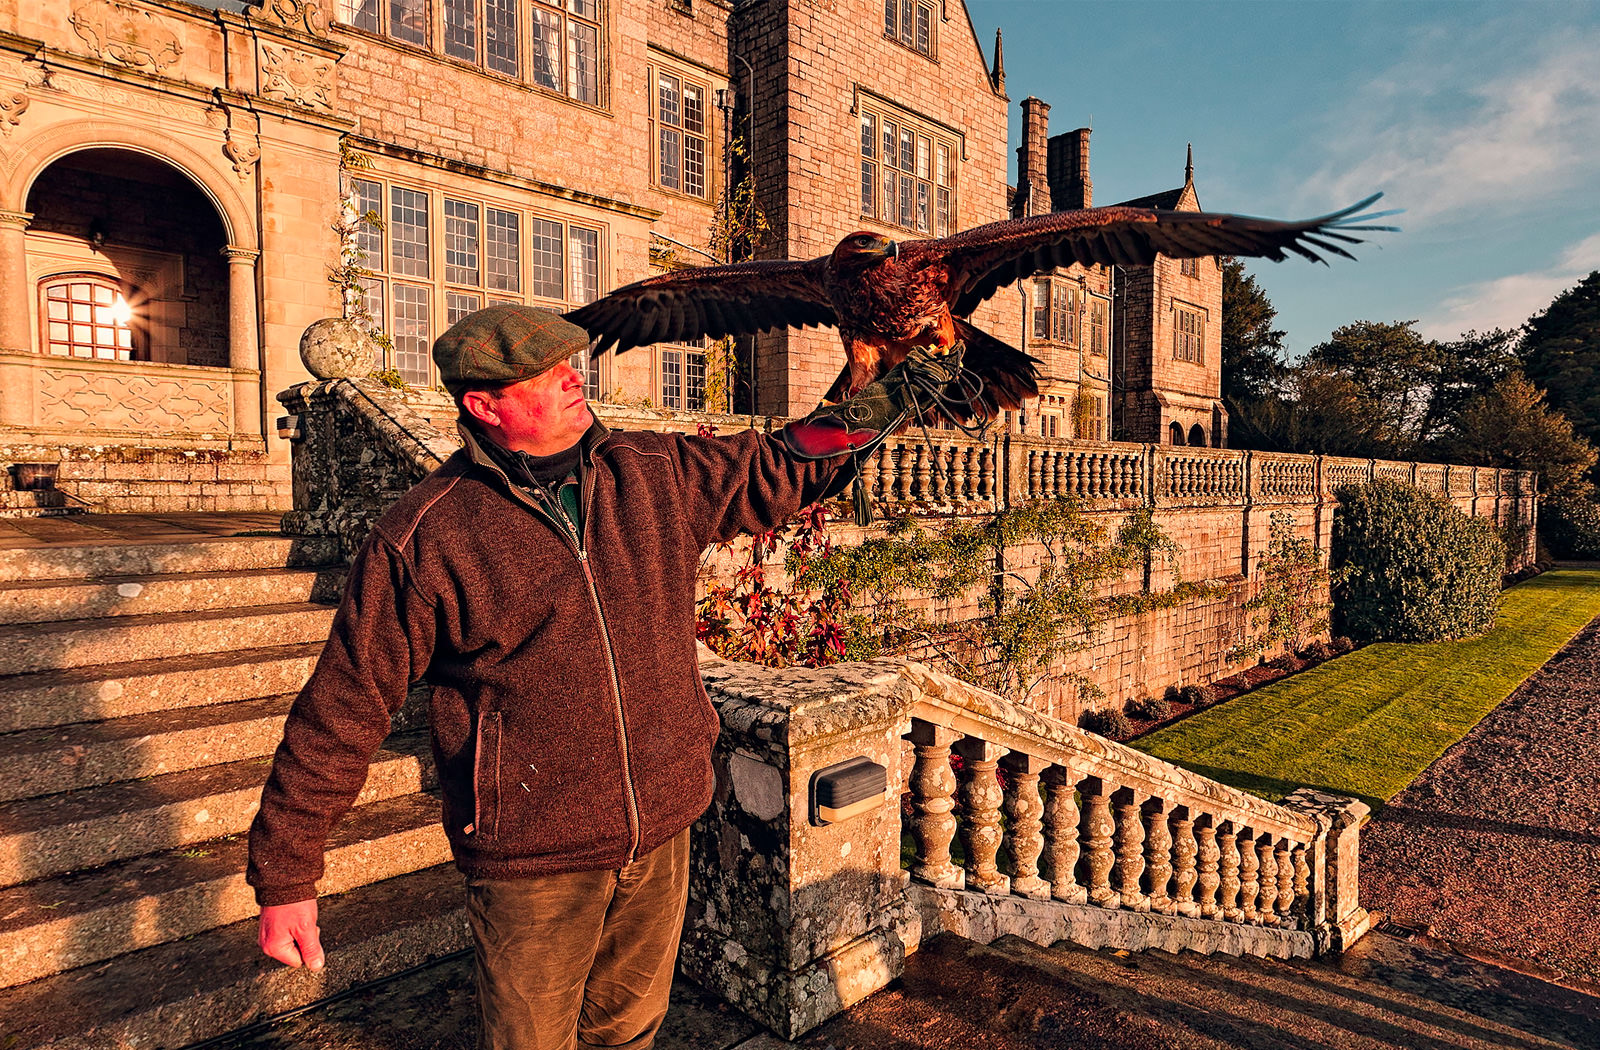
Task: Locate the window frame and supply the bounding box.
[1172,301,1206,364]
[650,63,712,201]
[859,101,958,236]
[39,274,147,362]
[1029,278,1083,346]
[884,0,938,58]
[659,337,707,411]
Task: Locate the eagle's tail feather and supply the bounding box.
[952,319,1042,421]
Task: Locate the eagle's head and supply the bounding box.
[830,231,900,272]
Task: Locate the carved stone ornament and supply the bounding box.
[254,0,330,38]
[260,42,333,111]
[0,91,26,136]
[71,1,184,74]
[223,129,260,179]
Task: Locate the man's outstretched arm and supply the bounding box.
[259,899,324,970]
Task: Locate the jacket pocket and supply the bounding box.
[473,710,502,841]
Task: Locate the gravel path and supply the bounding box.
[1361,611,1600,988]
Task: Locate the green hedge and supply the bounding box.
[1541,494,1600,559]
[1332,478,1505,642]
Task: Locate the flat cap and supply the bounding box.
[432,305,592,393]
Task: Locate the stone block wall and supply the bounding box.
[0,441,289,513]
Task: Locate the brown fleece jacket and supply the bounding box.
[247,419,842,906]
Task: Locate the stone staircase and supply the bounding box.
[0,523,466,1050]
[0,465,80,519]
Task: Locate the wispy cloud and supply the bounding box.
[1421,232,1600,339]
[1299,27,1600,226]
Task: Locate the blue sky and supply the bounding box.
[965,0,1600,357]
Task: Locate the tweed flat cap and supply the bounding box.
[433,305,592,393]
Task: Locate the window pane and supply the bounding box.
[915,2,931,53]
[569,21,598,104]
[661,348,682,409]
[485,0,517,74]
[569,226,600,305]
[861,160,876,217]
[915,182,929,233]
[1032,279,1049,339]
[569,0,596,17]
[861,112,876,159]
[882,165,896,224]
[657,73,681,126]
[388,0,424,44]
[935,186,950,236]
[899,173,913,227]
[341,0,380,31]
[659,127,681,190]
[353,178,384,267]
[530,6,561,89]
[899,127,914,173]
[684,134,705,197]
[486,207,521,292]
[531,218,565,299]
[682,83,704,136]
[686,348,706,411]
[882,120,897,170]
[883,0,895,36]
[359,275,385,331]
[443,0,475,61]
[936,144,950,187]
[916,135,930,180]
[391,283,432,385]
[899,0,914,44]
[390,186,429,277]
[447,290,482,324]
[444,198,480,286]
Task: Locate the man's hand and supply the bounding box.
[259,900,325,970]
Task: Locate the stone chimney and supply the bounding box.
[1048,127,1092,210]
[1015,97,1051,216]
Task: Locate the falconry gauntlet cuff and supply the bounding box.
[780,344,967,461]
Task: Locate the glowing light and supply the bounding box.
[110,294,132,326]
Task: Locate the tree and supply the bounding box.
[1520,270,1600,479]
[1220,258,1287,405]
[1438,372,1598,501]
[1307,320,1440,457]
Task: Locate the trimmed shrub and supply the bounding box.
[1301,639,1335,661]
[1331,636,1355,654]
[1179,683,1218,707]
[1270,653,1307,674]
[1080,708,1134,739]
[1541,495,1600,560]
[1332,478,1505,642]
[1126,695,1173,721]
[1163,684,1182,706]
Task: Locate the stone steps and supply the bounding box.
[0,693,298,803]
[0,565,345,625]
[0,641,324,734]
[0,602,338,675]
[0,862,471,1050]
[0,534,338,582]
[0,791,450,989]
[0,490,81,519]
[0,731,435,888]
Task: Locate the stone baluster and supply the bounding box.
[1079,777,1119,909]
[1291,843,1311,922]
[1194,816,1220,919]
[914,444,933,501]
[1276,840,1296,926]
[860,447,881,503]
[1170,807,1199,918]
[1143,798,1176,915]
[979,445,995,501]
[1112,787,1148,911]
[1257,836,1279,926]
[1097,453,1111,498]
[1237,828,1260,924]
[1218,823,1242,922]
[1028,450,1043,498]
[1067,451,1083,497]
[1041,767,1087,904]
[894,443,913,502]
[906,720,963,889]
[1001,753,1049,900]
[953,738,1010,895]
[960,445,977,501]
[1052,449,1067,498]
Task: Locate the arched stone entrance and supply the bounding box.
[1169,420,1185,446]
[1188,423,1207,447]
[1,143,261,441]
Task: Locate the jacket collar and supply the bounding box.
[455,410,611,481]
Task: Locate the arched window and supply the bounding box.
[1189,423,1207,447]
[41,276,144,361]
[1169,421,1185,446]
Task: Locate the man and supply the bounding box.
[248,307,947,1049]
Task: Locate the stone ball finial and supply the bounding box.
[299,317,379,379]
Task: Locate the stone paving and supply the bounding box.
[0,511,285,550]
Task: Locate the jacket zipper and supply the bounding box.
[527,467,643,864]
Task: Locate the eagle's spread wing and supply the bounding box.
[923,195,1396,316]
[564,257,836,354]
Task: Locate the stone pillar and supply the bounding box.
[1283,788,1371,951]
[0,209,36,430]
[223,246,263,438]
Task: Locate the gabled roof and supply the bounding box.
[1112,187,1185,210]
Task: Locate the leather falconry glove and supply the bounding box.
[781,344,967,525]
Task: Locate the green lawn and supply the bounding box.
[1135,570,1600,809]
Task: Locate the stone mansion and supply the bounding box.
[0,0,1227,511]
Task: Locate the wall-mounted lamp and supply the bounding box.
[808,756,889,827]
[714,88,733,113]
[87,218,107,250]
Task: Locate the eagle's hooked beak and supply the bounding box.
[886,240,900,261]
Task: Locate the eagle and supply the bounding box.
[565,195,1393,423]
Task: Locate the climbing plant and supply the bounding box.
[329,138,397,376]
[1230,511,1342,661]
